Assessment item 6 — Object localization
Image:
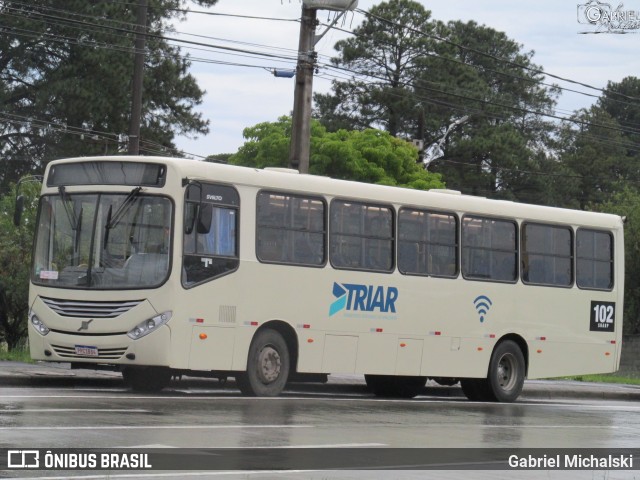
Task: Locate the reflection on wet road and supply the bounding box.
[1,384,639,450]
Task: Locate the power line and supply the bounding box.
[322,15,640,121]
[355,7,640,105]
[319,61,640,139]
[0,5,300,63]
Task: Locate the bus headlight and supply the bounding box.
[127,311,172,340]
[30,312,50,336]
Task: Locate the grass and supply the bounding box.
[560,373,640,385]
[0,344,33,363]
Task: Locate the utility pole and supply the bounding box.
[288,5,317,173]
[128,0,148,155]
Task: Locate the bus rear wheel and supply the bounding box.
[236,329,290,397]
[365,375,427,399]
[460,340,525,403]
[460,378,490,401]
[486,340,525,402]
[122,366,171,392]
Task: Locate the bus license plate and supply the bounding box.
[75,345,99,357]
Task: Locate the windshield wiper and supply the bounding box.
[105,187,142,230]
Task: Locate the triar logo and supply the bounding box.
[329,282,398,317]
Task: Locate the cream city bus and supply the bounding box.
[25,156,624,402]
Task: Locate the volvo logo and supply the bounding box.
[77,319,94,332]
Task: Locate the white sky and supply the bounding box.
[171,0,640,158]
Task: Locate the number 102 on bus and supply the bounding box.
[590,301,615,332]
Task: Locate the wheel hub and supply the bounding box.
[497,353,516,390]
[257,346,281,384]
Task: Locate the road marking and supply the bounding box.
[0,424,313,431]
[1,408,149,413]
[3,393,640,411]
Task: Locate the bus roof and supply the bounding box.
[45,155,623,230]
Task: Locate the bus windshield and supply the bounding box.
[32,191,172,289]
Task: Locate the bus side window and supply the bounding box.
[182,183,239,287]
[256,191,326,267]
[330,200,394,272]
[398,208,458,277]
[521,223,573,287]
[576,229,613,290]
[462,216,517,282]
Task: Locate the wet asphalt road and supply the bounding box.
[1,379,640,479]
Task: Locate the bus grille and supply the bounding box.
[41,297,142,318]
[51,345,128,360]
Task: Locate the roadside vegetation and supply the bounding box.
[0,343,32,363]
[564,374,640,385]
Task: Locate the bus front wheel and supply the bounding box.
[236,329,290,397]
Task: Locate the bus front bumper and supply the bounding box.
[28,324,171,367]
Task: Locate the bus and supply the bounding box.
[24,156,624,402]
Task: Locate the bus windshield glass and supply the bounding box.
[32,192,172,289]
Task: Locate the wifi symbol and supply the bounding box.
[473,295,493,323]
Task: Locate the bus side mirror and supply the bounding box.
[13,195,24,226]
[197,203,212,234]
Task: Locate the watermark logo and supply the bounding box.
[8,450,40,468]
[577,1,640,33]
[329,282,398,317]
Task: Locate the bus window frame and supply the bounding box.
[255,189,328,268]
[397,206,459,279]
[461,214,519,284]
[520,221,574,289]
[329,198,395,274]
[576,227,615,292]
[181,181,240,289]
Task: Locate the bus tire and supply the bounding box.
[236,328,290,397]
[486,340,525,403]
[122,366,171,392]
[365,375,426,399]
[460,378,490,401]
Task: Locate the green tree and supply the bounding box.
[315,1,559,204]
[599,188,640,334]
[597,76,640,160]
[230,116,444,190]
[314,0,440,137]
[421,20,558,204]
[0,181,39,350]
[0,0,216,194]
[556,106,629,210]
